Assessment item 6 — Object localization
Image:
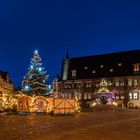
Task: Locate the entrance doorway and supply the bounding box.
[100,96,108,104]
[95,92,113,105]
[95,79,115,105]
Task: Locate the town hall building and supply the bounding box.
[53,50,140,108]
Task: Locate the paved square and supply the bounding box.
[1,107,140,140]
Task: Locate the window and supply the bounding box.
[100,65,104,68]
[85,82,92,88]
[115,81,119,86]
[74,83,82,88]
[133,64,140,72]
[128,79,132,86]
[88,93,91,99]
[84,93,88,99]
[92,70,96,74]
[118,63,122,66]
[129,92,139,100]
[72,70,77,77]
[78,93,82,100]
[108,81,112,86]
[133,93,138,99]
[115,93,125,100]
[115,96,119,100]
[130,93,133,99]
[120,95,125,99]
[64,84,72,89]
[74,92,78,99]
[120,82,125,86]
[134,80,138,86]
[110,69,114,72]
[84,66,88,70]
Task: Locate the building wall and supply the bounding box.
[53,81,62,98]
[60,76,140,108]
[0,75,14,97]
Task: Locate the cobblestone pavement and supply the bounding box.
[1,107,140,140]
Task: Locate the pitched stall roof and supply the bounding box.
[66,50,140,80]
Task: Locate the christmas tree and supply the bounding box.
[22,50,49,96]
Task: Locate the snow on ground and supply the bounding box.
[1,106,140,140]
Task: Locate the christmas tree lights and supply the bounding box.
[22,50,49,96]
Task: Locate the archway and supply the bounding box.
[100,96,108,104]
[95,79,115,105]
[95,92,113,105]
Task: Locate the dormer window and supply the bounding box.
[133,63,140,72]
[92,70,96,74]
[118,63,122,66]
[72,70,77,77]
[84,66,88,70]
[110,69,114,72]
[100,65,104,68]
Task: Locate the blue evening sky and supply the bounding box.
[0,0,140,86]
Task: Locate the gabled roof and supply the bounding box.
[0,70,13,83]
[64,50,140,80]
[0,71,9,80]
[53,74,61,82]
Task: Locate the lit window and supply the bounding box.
[72,70,77,77]
[118,63,122,66]
[120,82,125,86]
[84,66,88,70]
[74,83,82,88]
[85,82,92,88]
[79,93,82,100]
[84,93,88,99]
[129,92,139,100]
[129,93,133,99]
[115,81,119,86]
[133,93,138,100]
[115,96,119,100]
[110,69,114,72]
[133,64,140,72]
[121,96,124,99]
[108,81,112,86]
[134,80,138,86]
[88,93,91,99]
[100,65,104,68]
[128,79,132,86]
[64,84,72,89]
[92,70,96,74]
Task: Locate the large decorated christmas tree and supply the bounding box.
[22,50,49,96]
